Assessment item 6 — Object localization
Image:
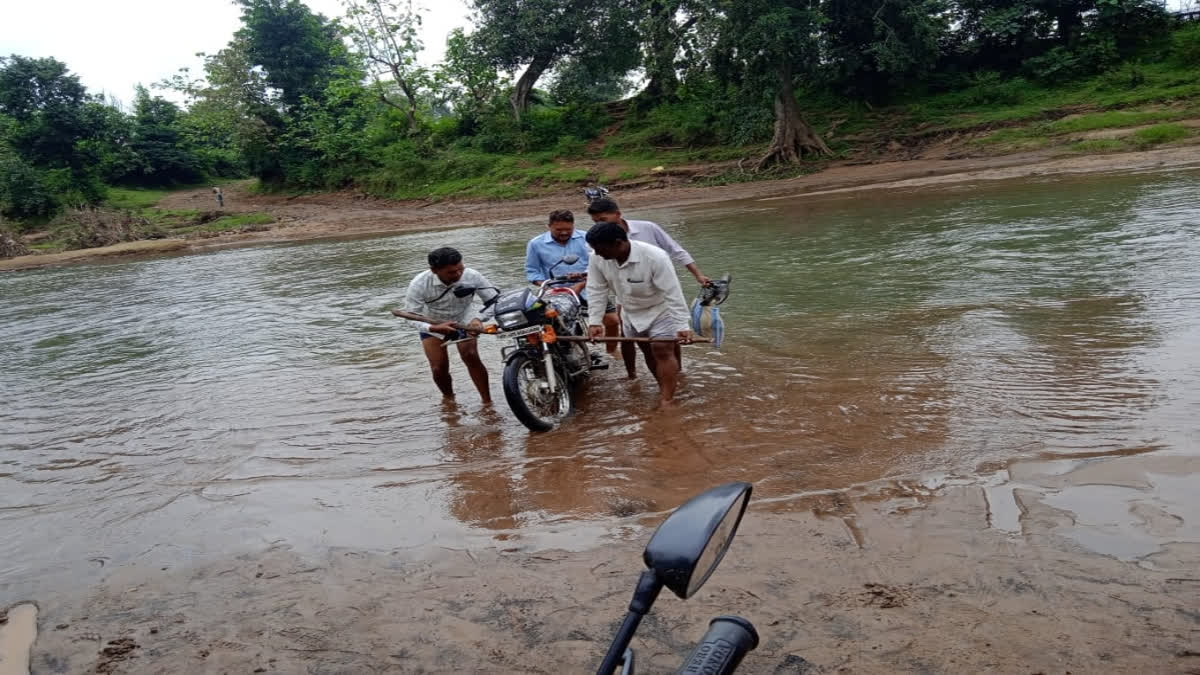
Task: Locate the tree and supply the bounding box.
[0,55,105,209]
[433,29,504,130]
[128,86,203,185]
[0,55,90,169]
[159,39,281,181]
[234,0,349,109]
[714,0,833,168]
[471,0,635,119]
[636,0,710,105]
[342,0,427,131]
[824,0,947,101]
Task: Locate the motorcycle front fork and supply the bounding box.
[542,342,558,392]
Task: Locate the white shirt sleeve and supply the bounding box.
[585,254,609,327]
[404,276,432,333]
[648,222,695,267]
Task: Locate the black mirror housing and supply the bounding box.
[642,482,752,599]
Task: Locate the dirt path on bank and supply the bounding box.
[3,143,1199,272]
[13,484,1199,674]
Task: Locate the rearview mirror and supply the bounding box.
[643,482,751,599]
[562,254,580,265]
[453,286,477,298]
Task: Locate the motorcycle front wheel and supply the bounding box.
[502,351,573,432]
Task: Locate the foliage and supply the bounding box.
[2,0,1198,223]
[234,0,349,108]
[0,154,58,223]
[824,0,949,101]
[1173,23,1200,66]
[1130,122,1190,147]
[342,0,428,129]
[128,86,204,186]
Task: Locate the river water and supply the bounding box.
[2,169,1199,598]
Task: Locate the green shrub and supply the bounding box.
[1173,24,1200,66]
[0,157,59,224]
[1130,123,1190,147]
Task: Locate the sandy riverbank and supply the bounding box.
[3,144,1198,273]
[8,478,1198,674]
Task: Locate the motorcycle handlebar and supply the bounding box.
[675,616,758,675]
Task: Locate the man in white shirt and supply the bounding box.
[586,197,711,286]
[586,197,710,378]
[585,222,692,405]
[404,247,499,404]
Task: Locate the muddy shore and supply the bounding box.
[9,484,1198,674]
[4,144,1198,273]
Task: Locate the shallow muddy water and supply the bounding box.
[2,168,1198,598]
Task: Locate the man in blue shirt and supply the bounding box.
[525,209,620,352]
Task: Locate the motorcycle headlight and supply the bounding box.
[496,310,526,329]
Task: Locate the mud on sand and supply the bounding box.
[4,144,1199,272]
[22,486,1200,674]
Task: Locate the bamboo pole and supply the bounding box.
[390,309,711,344]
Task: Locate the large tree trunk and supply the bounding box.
[756,64,832,171]
[511,52,554,121]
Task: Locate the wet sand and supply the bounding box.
[0,604,37,675]
[3,143,1198,272]
[22,483,1200,674]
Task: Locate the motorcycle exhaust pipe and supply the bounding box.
[676,616,759,675]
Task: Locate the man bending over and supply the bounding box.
[404,247,498,403]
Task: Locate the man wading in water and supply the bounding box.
[524,209,620,354]
[586,197,710,378]
[403,247,498,404]
[585,222,693,406]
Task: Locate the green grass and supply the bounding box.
[105,187,171,210]
[1045,110,1175,134]
[1130,123,1191,147]
[205,212,274,231]
[896,59,1200,133]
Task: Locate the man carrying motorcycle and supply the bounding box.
[403,247,499,404]
[585,222,693,406]
[524,209,621,354]
[586,197,710,378]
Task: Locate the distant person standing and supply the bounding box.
[213,186,224,208]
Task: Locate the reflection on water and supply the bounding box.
[2,169,1199,596]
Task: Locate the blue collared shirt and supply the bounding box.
[524,230,591,283]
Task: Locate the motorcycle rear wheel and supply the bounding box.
[502,352,573,432]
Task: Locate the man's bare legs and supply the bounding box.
[422,336,491,404]
[422,336,455,398]
[603,310,620,355]
[456,339,492,404]
[639,341,680,404]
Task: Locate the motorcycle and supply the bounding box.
[597,482,759,675]
[585,185,611,206]
[487,255,606,432]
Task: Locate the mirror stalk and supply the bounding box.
[596,570,662,675]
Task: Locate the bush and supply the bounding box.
[948,72,1029,107]
[1025,37,1119,83]
[0,225,29,258]
[0,158,59,224]
[1130,123,1190,147]
[1173,24,1200,66]
[54,208,163,250]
